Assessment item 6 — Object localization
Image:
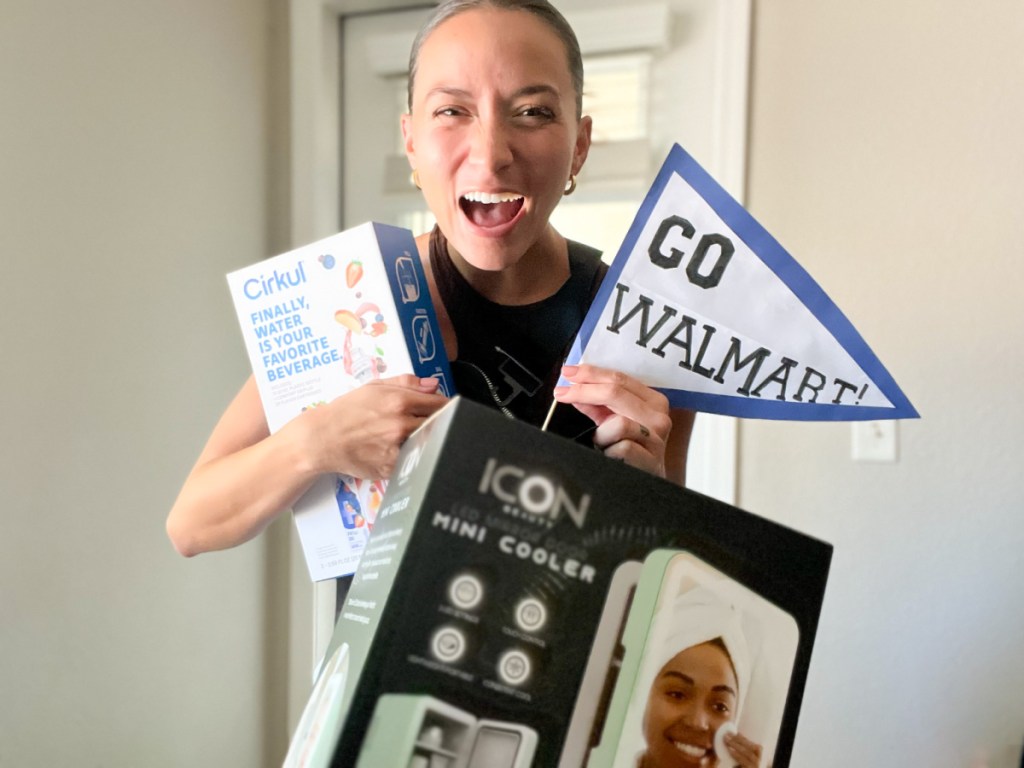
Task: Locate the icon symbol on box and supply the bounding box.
[515,598,547,632]
[498,649,531,686]
[431,626,466,663]
[395,254,420,303]
[412,316,436,363]
[449,574,484,611]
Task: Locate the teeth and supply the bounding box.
[461,191,523,204]
[672,742,706,758]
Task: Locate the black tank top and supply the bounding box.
[336,230,609,613]
[429,226,607,442]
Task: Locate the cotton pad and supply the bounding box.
[714,721,738,766]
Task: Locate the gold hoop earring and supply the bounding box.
[411,169,421,189]
[563,174,577,196]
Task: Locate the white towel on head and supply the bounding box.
[648,586,752,720]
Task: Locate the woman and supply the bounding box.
[640,639,763,768]
[166,0,694,558]
[635,591,764,768]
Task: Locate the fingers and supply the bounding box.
[372,384,448,417]
[591,414,662,454]
[725,732,764,768]
[554,364,671,478]
[554,364,669,426]
[307,378,447,478]
[368,374,442,392]
[362,375,447,416]
[598,426,665,477]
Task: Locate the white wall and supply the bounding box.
[0,1,290,765]
[743,1,1024,765]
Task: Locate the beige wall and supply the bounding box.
[0,0,290,765]
[744,0,1024,765]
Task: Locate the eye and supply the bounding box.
[712,700,732,715]
[515,105,556,122]
[433,106,467,119]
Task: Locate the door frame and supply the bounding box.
[286,0,750,732]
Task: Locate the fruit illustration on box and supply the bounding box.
[345,259,363,288]
[336,478,364,530]
[318,253,336,269]
[365,479,386,526]
[335,303,389,383]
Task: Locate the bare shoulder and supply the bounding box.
[414,231,457,359]
[413,230,431,258]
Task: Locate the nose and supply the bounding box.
[468,114,513,173]
[678,700,711,732]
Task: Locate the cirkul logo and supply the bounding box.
[242,261,308,300]
[478,458,590,529]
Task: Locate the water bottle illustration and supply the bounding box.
[394,254,420,303]
[411,315,435,363]
[336,478,364,530]
[347,347,376,384]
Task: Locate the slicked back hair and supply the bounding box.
[407,0,584,119]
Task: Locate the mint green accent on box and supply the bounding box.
[586,549,679,768]
[356,694,476,768]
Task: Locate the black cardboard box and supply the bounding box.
[285,397,831,768]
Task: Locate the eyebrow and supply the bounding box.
[514,84,561,100]
[423,84,562,101]
[660,671,737,697]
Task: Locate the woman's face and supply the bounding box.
[402,7,591,271]
[641,641,739,768]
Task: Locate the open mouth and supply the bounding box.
[459,191,524,229]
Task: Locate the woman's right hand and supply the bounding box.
[298,374,448,479]
[722,730,765,768]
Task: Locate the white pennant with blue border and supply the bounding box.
[565,144,918,421]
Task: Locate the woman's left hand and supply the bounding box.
[553,364,672,478]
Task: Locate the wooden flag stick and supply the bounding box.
[540,398,558,432]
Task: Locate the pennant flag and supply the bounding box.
[566,144,918,421]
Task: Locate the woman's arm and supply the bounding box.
[167,377,308,557]
[665,407,695,486]
[166,374,447,556]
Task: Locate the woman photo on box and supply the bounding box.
[638,640,764,768]
[166,0,694,557]
[633,591,766,768]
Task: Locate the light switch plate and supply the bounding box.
[852,420,898,462]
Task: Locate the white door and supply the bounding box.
[339,0,748,503]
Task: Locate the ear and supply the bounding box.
[400,112,416,168]
[571,115,593,176]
